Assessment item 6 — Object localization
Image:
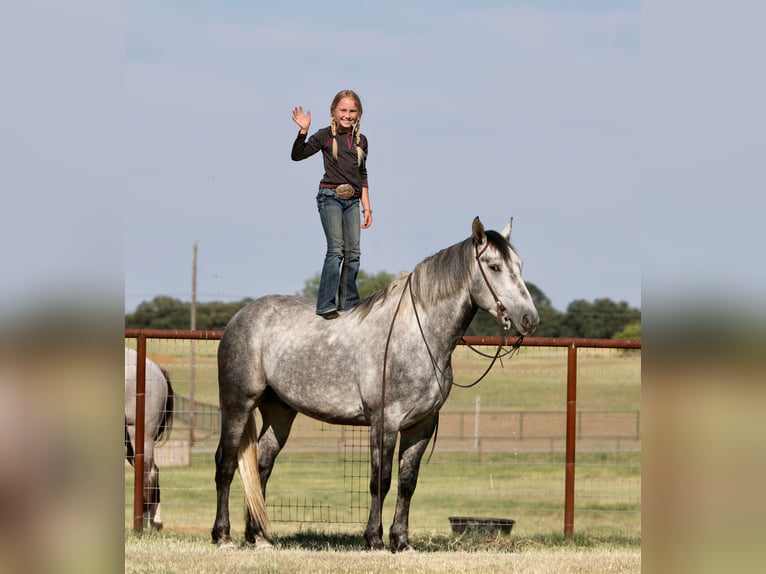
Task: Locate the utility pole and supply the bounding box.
[191,240,197,330]
[189,241,198,447]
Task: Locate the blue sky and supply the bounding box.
[121,0,640,314]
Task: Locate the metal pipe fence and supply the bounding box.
[125,329,640,538]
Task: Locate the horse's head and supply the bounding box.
[471,216,539,335]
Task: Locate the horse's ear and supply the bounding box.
[500,217,513,241]
[472,216,486,244]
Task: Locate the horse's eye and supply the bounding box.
[489,264,501,272]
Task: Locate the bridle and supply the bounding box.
[473,240,508,325]
[450,241,524,387]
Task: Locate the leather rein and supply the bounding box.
[453,242,525,388]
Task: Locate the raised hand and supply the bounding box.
[292,106,311,133]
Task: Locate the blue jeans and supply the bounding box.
[316,188,361,314]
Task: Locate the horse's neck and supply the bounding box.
[406,273,476,354]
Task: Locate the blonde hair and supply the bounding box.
[329,90,365,166]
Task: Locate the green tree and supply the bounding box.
[194,299,253,329]
[125,296,252,330]
[295,270,395,303]
[126,296,189,329]
[613,321,641,340]
[560,298,641,339]
[358,270,396,299]
[463,282,563,337]
[523,283,564,337]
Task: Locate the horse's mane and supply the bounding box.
[352,271,410,320]
[351,230,513,319]
[412,230,513,305]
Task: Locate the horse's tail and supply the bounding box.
[237,412,271,540]
[125,419,135,466]
[155,367,175,444]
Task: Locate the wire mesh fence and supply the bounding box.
[125,335,640,538]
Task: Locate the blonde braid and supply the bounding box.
[329,90,363,163]
[354,121,363,166]
[330,117,339,160]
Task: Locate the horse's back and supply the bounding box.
[219,295,327,362]
[124,348,169,425]
[218,295,377,423]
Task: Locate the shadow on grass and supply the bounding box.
[271,529,640,553]
[125,529,640,553]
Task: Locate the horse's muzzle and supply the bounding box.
[519,312,539,335]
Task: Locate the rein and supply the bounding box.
[376,240,524,517]
[452,334,524,388]
[452,242,525,387]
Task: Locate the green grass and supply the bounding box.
[126,449,640,538]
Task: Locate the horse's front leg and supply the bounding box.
[390,414,438,552]
[364,422,398,551]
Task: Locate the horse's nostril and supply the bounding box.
[521,313,539,331]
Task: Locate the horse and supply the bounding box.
[125,347,175,530]
[211,216,539,551]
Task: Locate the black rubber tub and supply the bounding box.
[448,516,515,535]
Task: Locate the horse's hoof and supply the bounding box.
[216,539,237,550]
[254,536,274,551]
[151,521,163,532]
[394,544,415,553]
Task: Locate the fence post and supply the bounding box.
[189,339,196,448]
[474,395,482,463]
[474,395,480,450]
[133,334,147,533]
[564,342,578,538]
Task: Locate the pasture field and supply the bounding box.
[126,449,640,535]
[125,339,640,556]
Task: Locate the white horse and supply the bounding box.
[125,347,174,530]
[212,216,539,550]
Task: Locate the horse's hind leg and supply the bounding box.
[141,448,159,530]
[390,414,438,552]
[364,420,398,551]
[148,461,163,531]
[244,390,298,544]
[212,399,256,546]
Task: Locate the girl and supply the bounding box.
[291,90,373,319]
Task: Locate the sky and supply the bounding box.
[119,0,641,314]
[1,1,764,320]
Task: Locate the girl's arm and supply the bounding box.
[361,186,373,229]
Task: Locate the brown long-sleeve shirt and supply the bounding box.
[291,127,368,198]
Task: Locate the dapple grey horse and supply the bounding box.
[125,347,174,530]
[212,217,539,551]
